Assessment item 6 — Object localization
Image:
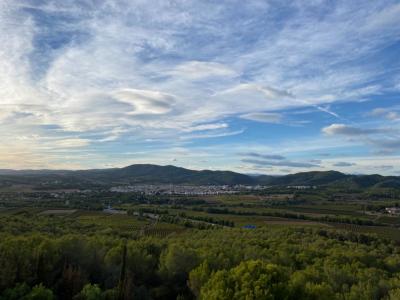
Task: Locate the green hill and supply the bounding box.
[76,164,255,185]
[258,170,347,186]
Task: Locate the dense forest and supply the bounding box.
[1,225,400,299]
[1,172,400,299]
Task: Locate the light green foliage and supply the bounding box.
[388,289,400,300]
[160,244,199,279]
[303,282,335,300]
[188,261,211,297]
[24,284,54,300]
[200,260,289,300]
[75,284,103,300]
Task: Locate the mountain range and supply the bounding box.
[0,164,400,189]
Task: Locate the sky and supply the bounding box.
[0,0,400,175]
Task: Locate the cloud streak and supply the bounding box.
[240,151,321,169]
[333,162,356,167]
[242,159,320,168]
[322,124,387,136]
[240,113,282,124]
[240,152,286,160]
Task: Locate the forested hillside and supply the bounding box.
[0,224,400,299]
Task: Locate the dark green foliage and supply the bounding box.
[0,283,54,300]
[0,283,31,300]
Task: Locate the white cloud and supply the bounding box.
[171,61,237,79]
[363,3,400,31]
[322,123,400,154]
[322,124,386,136]
[53,138,91,148]
[182,123,229,132]
[218,83,293,99]
[181,129,245,140]
[113,89,175,115]
[240,112,282,124]
[370,108,400,121]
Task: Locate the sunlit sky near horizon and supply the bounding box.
[1,0,400,175]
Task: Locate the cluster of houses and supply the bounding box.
[110,184,241,195]
[286,185,317,189]
[385,207,400,215]
[109,184,279,195]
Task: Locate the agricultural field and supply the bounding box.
[1,187,399,237]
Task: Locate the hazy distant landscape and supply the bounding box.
[1,164,400,299]
[1,164,400,188]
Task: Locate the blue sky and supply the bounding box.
[0,0,399,174]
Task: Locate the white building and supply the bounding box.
[385,207,400,215]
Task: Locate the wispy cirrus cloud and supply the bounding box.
[239,152,286,160]
[369,108,400,121]
[242,159,320,168]
[182,123,229,133]
[170,61,237,80]
[240,151,321,169]
[240,112,282,124]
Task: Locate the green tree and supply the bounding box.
[303,282,334,300]
[0,283,30,300]
[160,244,199,280]
[188,262,211,298]
[24,284,54,300]
[75,284,103,300]
[388,289,400,300]
[200,260,290,300]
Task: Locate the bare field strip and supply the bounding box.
[263,217,331,227]
[39,209,77,215]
